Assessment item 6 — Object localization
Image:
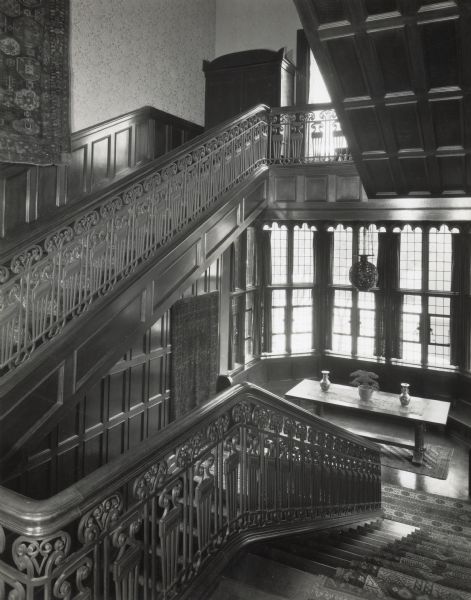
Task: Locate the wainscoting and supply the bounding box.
[0,106,202,253]
[1,259,221,500]
[2,312,172,499]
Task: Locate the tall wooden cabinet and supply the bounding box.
[203,49,295,128]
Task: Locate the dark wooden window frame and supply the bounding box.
[260,220,469,374]
[229,228,261,369]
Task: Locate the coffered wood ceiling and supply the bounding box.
[294,0,471,198]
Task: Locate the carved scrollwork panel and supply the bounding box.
[0,265,10,283]
[11,245,43,274]
[251,406,270,430]
[206,414,229,442]
[232,402,251,424]
[77,493,123,545]
[12,532,71,578]
[52,556,93,600]
[133,460,168,500]
[270,412,284,434]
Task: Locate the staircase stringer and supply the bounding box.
[0,169,268,468]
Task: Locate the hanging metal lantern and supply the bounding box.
[349,254,378,291]
[349,225,378,291]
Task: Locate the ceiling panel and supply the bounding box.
[294,0,471,198]
[387,103,423,151]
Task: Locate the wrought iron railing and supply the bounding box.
[0,103,351,377]
[0,383,381,600]
[268,104,352,164]
[0,106,269,374]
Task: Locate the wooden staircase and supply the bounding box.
[210,517,471,600]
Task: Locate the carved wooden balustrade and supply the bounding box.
[0,106,269,375]
[268,103,352,164]
[0,383,381,600]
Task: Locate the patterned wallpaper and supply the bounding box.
[70,0,216,131]
[215,0,301,65]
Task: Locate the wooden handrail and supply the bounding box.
[0,101,352,379]
[0,104,269,266]
[0,106,269,374]
[0,382,379,537]
[0,382,381,599]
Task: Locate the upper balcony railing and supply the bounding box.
[0,382,381,600]
[0,104,349,378]
[0,106,269,376]
[268,104,352,164]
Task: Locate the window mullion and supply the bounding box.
[351,227,359,358]
[422,229,429,367]
[287,226,294,354]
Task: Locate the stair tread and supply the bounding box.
[211,576,290,600]
[252,543,340,575]
[270,538,363,563]
[380,519,417,536]
[363,531,399,543]
[310,574,397,600]
[224,551,336,595]
[217,572,381,600]
[337,532,385,550]
[296,534,380,556]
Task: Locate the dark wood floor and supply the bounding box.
[265,379,470,501]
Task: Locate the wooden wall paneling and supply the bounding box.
[37,165,60,214]
[74,293,143,388]
[204,49,295,128]
[135,119,150,166]
[0,169,268,472]
[306,176,328,202]
[114,126,133,175]
[335,175,363,201]
[205,206,240,259]
[4,254,225,498]
[90,135,112,191]
[204,72,242,128]
[273,175,297,203]
[0,106,203,249]
[267,164,365,218]
[154,122,168,158]
[0,166,28,236]
[3,310,173,499]
[67,145,88,204]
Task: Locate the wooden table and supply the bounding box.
[285,379,450,466]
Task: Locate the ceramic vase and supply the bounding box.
[320,370,331,392]
[358,384,374,401]
[399,383,410,406]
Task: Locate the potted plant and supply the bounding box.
[350,369,379,401]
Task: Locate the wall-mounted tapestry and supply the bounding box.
[171,291,219,420]
[0,0,70,165]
